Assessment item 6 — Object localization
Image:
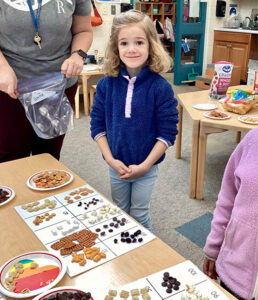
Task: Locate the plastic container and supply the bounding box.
[247,70,256,86]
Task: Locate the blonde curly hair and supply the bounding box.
[103,9,172,76]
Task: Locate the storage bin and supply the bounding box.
[247,70,256,86]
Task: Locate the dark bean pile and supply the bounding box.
[0,189,10,204]
[43,291,92,300]
[161,272,181,294]
[77,197,100,210]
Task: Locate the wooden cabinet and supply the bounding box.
[213,31,258,82]
[135,2,176,58]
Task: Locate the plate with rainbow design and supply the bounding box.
[0,251,66,298]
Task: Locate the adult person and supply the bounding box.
[0,0,93,163]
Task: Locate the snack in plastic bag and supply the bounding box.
[219,89,258,114]
[209,62,233,100]
[17,72,73,139]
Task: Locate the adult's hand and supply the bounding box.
[203,257,218,280]
[0,64,18,99]
[61,54,84,78]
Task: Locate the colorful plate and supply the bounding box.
[0,251,66,298]
[26,170,73,191]
[33,286,93,300]
[203,111,231,120]
[192,103,218,110]
[0,186,15,207]
[238,115,258,125]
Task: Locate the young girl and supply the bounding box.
[90,10,178,231]
[203,127,258,300]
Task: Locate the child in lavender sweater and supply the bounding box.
[203,127,258,299]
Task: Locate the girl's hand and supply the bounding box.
[0,65,18,99]
[109,159,132,177]
[203,257,218,280]
[119,164,147,180]
[61,54,84,78]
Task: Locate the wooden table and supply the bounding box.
[79,66,104,116]
[176,86,258,200]
[0,154,236,299]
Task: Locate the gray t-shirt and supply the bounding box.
[0,0,91,88]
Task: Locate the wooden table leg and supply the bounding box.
[175,104,183,159]
[196,123,227,200]
[82,75,90,116]
[189,120,200,199]
[236,131,241,143]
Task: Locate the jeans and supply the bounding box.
[109,165,158,231]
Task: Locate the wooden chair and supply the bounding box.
[89,85,97,112]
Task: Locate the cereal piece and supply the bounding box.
[99,252,106,258]
[51,229,58,236]
[120,290,129,298]
[60,247,74,255]
[6,283,15,292]
[105,296,113,300]
[140,288,148,294]
[5,277,13,284]
[51,240,66,250]
[79,259,86,266]
[72,244,84,252]
[80,192,89,196]
[142,293,151,300]
[14,263,23,269]
[93,254,102,262]
[131,289,140,296]
[72,253,84,263]
[108,289,117,296]
[132,297,139,300]
[186,284,195,293]
[63,241,76,249]
[30,262,38,269]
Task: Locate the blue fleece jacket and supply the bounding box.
[90,66,178,166]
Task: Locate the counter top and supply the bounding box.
[214,27,258,34]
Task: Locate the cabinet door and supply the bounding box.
[212,41,229,63]
[229,43,249,82]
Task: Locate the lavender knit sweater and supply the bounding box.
[204,127,258,299]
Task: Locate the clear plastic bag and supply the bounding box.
[17,72,74,139]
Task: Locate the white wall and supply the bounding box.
[202,0,230,73]
[234,0,258,20]
[88,1,129,57]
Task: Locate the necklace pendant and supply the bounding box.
[34,34,41,49]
